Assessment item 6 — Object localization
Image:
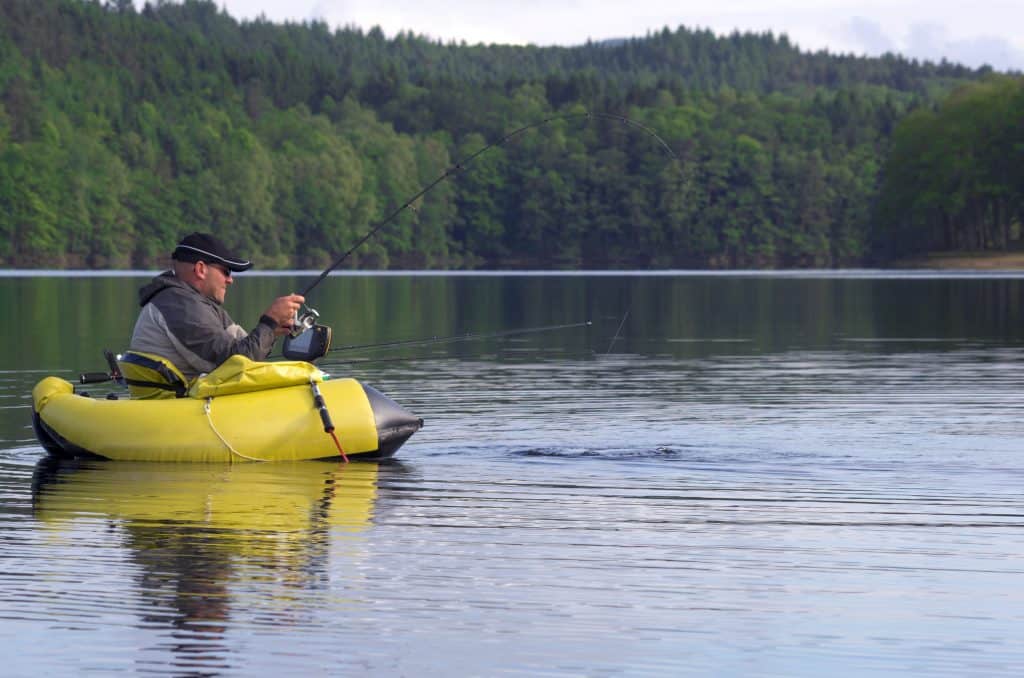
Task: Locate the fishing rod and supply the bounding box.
[275,319,593,361]
[319,322,599,369]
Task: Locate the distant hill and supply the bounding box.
[0,0,1001,268]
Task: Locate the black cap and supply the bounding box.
[171,232,253,272]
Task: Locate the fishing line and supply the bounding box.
[328,320,593,355]
[271,319,592,361]
[321,347,600,370]
[605,308,631,355]
[299,111,679,300]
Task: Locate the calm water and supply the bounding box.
[1,272,1023,676]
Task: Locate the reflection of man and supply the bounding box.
[124,523,233,656]
[129,232,303,380]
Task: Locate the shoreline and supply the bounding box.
[888,252,1024,270]
[3,253,1024,275]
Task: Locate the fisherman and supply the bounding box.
[129,232,303,381]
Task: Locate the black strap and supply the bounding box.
[123,377,185,395]
[119,352,188,398]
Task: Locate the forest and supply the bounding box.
[0,0,1021,269]
[874,77,1024,258]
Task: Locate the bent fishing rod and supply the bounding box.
[296,110,678,302]
[274,319,594,362]
[280,111,677,361]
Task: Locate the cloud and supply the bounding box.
[218,1,1024,70]
[842,16,895,55]
[837,16,1023,70]
[904,22,1023,70]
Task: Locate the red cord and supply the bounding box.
[329,429,349,464]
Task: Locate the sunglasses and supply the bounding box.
[202,261,233,277]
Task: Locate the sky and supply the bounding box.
[207,0,1024,72]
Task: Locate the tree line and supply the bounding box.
[873,76,1024,258]
[0,0,1008,269]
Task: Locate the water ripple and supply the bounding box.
[3,343,1024,675]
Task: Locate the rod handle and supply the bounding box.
[318,407,335,433]
[79,372,112,384]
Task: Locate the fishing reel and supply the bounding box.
[290,307,320,338]
[282,306,332,362]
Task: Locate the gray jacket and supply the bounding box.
[129,272,277,380]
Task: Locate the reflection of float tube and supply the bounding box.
[31,459,378,535]
[31,458,379,630]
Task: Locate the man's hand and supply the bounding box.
[264,294,305,336]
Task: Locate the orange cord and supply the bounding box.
[329,429,349,464]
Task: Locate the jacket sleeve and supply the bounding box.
[156,289,279,370]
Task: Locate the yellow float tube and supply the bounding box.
[31,355,423,462]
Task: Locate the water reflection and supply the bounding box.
[5,273,1024,675]
[31,458,379,674]
[6,274,1024,376]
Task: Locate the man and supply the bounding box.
[129,232,303,381]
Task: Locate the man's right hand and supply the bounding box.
[264,294,305,335]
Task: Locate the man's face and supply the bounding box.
[198,260,233,304]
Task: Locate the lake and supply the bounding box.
[1,271,1023,676]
